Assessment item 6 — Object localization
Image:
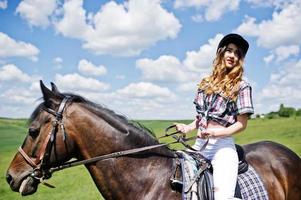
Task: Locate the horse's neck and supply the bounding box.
[70,106,176,199]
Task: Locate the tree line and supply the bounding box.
[263,104,301,119]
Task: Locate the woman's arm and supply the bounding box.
[202,114,249,138]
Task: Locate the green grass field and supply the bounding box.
[0,117,300,200]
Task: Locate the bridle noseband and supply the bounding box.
[18,97,70,185]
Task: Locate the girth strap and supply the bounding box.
[184,161,210,193]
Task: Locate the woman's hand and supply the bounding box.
[197,129,228,139]
[197,129,212,139]
[174,123,192,134]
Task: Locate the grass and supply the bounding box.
[0,117,300,199]
[235,117,301,154]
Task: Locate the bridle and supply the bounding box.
[17,96,206,188]
[18,97,70,186]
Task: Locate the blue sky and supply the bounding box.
[0,0,300,119]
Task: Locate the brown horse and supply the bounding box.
[6,81,301,199]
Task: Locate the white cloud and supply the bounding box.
[236,2,301,48]
[136,55,194,82]
[16,0,181,57]
[106,96,192,120]
[0,0,7,9]
[264,54,274,64]
[90,90,191,120]
[0,65,42,118]
[274,45,299,62]
[0,84,42,118]
[191,14,204,22]
[29,81,41,93]
[245,0,293,8]
[53,0,181,56]
[177,82,199,92]
[0,32,39,60]
[183,34,223,73]
[55,73,110,92]
[136,33,222,86]
[1,89,38,105]
[53,57,63,69]
[234,16,258,36]
[78,59,107,76]
[53,0,93,40]
[110,82,195,119]
[54,57,63,63]
[264,45,299,63]
[116,82,176,99]
[258,60,301,113]
[16,0,57,28]
[174,0,240,21]
[174,0,204,8]
[0,64,31,82]
[55,4,231,119]
[63,81,182,119]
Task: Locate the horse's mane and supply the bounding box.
[30,93,161,146]
[29,93,175,157]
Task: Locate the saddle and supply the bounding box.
[170,144,248,199]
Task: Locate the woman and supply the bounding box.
[175,33,254,199]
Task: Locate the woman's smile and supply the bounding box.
[226,58,234,66]
[224,43,239,68]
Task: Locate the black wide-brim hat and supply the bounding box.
[217,33,249,57]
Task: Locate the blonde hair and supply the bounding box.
[198,46,244,101]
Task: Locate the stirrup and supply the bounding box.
[171,178,183,185]
[170,178,183,192]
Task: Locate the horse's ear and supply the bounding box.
[40,80,61,109]
[50,82,60,94]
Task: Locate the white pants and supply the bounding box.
[193,132,239,200]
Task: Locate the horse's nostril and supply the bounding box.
[6,173,13,185]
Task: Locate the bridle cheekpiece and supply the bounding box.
[18,97,70,187]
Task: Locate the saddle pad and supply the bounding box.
[238,165,269,200]
[177,151,199,200]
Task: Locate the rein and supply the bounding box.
[18,97,205,188]
[159,125,209,152]
[50,141,175,173]
[50,125,201,174]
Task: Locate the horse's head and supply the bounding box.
[6,81,76,195]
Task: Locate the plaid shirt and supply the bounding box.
[194,80,254,130]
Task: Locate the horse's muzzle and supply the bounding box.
[6,170,39,195]
[18,176,39,195]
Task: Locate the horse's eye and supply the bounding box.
[28,128,39,138]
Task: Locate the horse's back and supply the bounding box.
[243,141,301,200]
